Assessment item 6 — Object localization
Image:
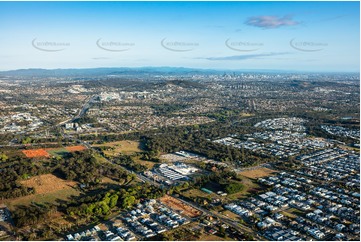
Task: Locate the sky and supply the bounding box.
[0,1,359,72]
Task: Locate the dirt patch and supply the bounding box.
[199,234,228,241]
[239,167,277,179]
[65,145,86,152]
[160,195,202,218]
[22,149,50,158]
[20,174,77,195]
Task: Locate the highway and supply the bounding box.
[71,95,97,122]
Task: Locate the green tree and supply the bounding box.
[122,195,136,209]
[109,194,119,208]
[224,182,244,194]
[0,153,8,162]
[22,137,32,144]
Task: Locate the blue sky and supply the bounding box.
[0,1,359,72]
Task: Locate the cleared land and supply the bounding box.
[221,210,240,220]
[239,167,277,179]
[159,153,189,162]
[199,234,230,241]
[160,195,202,218]
[93,140,142,155]
[22,149,50,158]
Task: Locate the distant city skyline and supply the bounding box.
[0,1,359,72]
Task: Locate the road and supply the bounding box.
[173,195,264,240]
[59,99,264,240]
[67,135,263,239]
[71,95,97,122]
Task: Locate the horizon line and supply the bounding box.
[0,66,359,74]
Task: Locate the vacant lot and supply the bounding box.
[226,176,263,200]
[159,153,189,162]
[160,195,202,218]
[2,174,80,210]
[283,207,305,218]
[239,167,277,179]
[93,140,142,155]
[199,234,229,241]
[182,188,214,199]
[133,157,156,169]
[22,149,50,158]
[221,210,240,220]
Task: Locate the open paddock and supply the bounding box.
[239,167,277,179]
[92,140,142,155]
[1,174,80,210]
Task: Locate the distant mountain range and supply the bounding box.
[0,67,357,78]
[0,67,310,77]
[0,67,223,77]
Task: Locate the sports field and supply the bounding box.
[22,149,50,158]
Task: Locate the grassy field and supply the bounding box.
[199,234,233,241]
[93,152,109,164]
[2,174,80,210]
[101,177,120,185]
[182,188,216,200]
[282,208,304,218]
[226,175,263,200]
[45,148,69,158]
[93,140,142,156]
[182,176,263,202]
[133,157,157,169]
[221,210,241,220]
[239,167,278,179]
[20,174,77,194]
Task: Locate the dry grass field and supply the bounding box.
[93,140,142,155]
[1,174,80,210]
[20,174,77,195]
[239,167,277,179]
